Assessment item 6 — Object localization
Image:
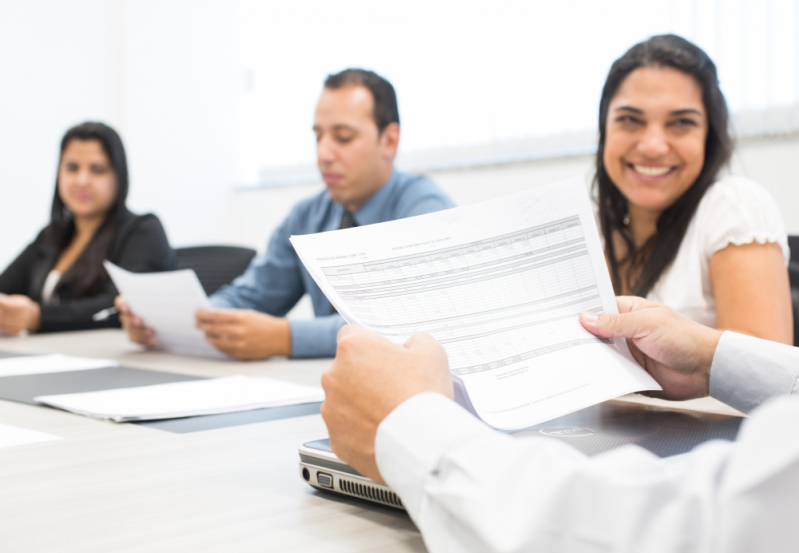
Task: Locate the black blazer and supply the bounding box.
[0,211,174,333]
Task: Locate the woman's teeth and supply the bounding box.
[633,165,672,177]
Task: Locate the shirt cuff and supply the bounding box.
[375,392,493,517]
[288,315,345,358]
[208,294,233,309]
[710,331,799,414]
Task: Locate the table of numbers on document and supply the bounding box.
[322,215,612,376]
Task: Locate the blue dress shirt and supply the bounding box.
[210,171,454,358]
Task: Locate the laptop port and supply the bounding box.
[317,472,334,488]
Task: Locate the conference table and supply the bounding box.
[0,329,743,552]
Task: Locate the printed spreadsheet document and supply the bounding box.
[291,177,660,430]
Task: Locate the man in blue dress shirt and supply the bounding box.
[118,69,454,359]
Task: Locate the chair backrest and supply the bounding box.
[788,236,799,346]
[174,246,257,296]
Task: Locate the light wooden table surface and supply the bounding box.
[0,330,743,552]
[0,330,423,553]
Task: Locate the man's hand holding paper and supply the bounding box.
[106,262,222,358]
[323,297,724,482]
[196,308,291,360]
[579,296,721,401]
[321,325,453,482]
[117,293,293,360]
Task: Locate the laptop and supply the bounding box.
[298,399,744,510]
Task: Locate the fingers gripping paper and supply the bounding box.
[290,178,660,430]
[104,262,222,358]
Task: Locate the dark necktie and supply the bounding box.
[331,210,358,315]
[340,210,358,229]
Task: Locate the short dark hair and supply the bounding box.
[324,68,399,134]
[594,34,733,297]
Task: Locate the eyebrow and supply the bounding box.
[614,106,703,116]
[312,124,358,131]
[669,108,703,116]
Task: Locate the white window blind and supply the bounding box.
[236,0,799,185]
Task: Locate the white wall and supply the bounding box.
[730,136,799,229]
[0,0,242,270]
[119,0,241,248]
[0,0,118,268]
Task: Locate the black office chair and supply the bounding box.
[788,236,799,347]
[174,246,257,296]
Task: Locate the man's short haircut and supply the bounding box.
[324,68,399,134]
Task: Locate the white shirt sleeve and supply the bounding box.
[710,331,799,414]
[700,176,789,265]
[376,331,799,553]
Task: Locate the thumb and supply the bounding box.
[580,310,642,340]
[114,295,130,314]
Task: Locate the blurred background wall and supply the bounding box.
[3,0,799,270]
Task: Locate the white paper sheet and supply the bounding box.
[104,262,222,358]
[0,354,117,377]
[0,423,61,448]
[290,177,661,430]
[35,375,325,422]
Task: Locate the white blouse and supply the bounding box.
[40,270,61,305]
[645,175,789,328]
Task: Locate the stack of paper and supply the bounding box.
[0,354,117,377]
[35,375,324,422]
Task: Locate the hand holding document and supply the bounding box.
[291,177,661,430]
[35,375,324,422]
[104,262,221,358]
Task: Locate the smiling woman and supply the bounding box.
[595,35,793,344]
[0,122,175,335]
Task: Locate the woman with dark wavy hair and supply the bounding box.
[595,34,792,344]
[0,122,174,334]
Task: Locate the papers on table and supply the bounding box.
[35,375,325,422]
[104,262,222,358]
[0,354,117,377]
[0,422,61,448]
[291,177,661,431]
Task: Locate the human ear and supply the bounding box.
[379,122,400,160]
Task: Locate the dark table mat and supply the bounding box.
[0,365,321,433]
[134,402,322,433]
[512,399,743,457]
[0,367,201,405]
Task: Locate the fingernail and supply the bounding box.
[581,311,598,323]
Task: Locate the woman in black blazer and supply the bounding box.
[0,122,174,334]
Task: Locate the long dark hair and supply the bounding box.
[47,122,129,297]
[595,34,733,297]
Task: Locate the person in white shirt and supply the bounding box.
[595,34,791,344]
[321,297,799,553]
